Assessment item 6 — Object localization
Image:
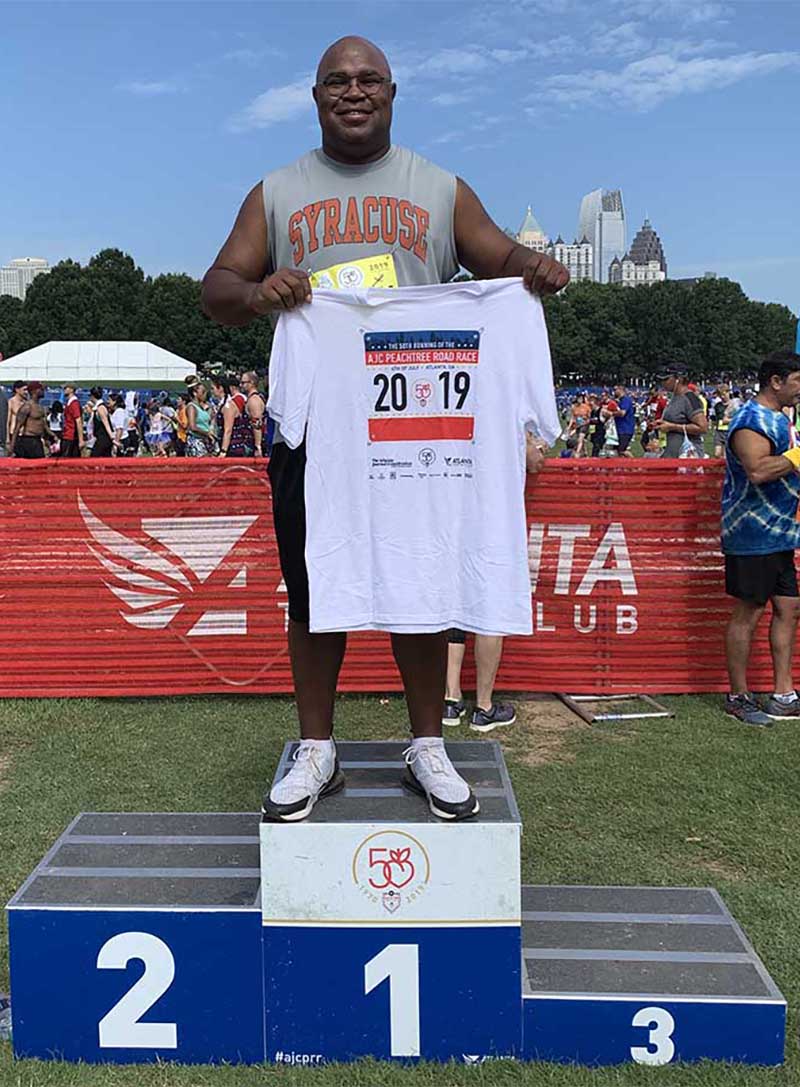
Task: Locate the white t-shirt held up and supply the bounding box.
[268,278,560,635]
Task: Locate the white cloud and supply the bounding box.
[229,75,313,132]
[620,0,731,23]
[431,131,461,144]
[223,46,286,65]
[418,47,491,75]
[431,91,475,106]
[518,35,579,60]
[118,80,181,96]
[545,50,800,112]
[489,48,529,63]
[591,22,650,58]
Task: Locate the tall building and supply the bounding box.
[628,217,667,277]
[545,235,593,283]
[0,257,50,300]
[577,189,626,283]
[516,206,549,252]
[608,218,667,287]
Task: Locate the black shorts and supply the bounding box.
[268,439,310,624]
[14,435,45,459]
[447,628,467,644]
[617,432,634,454]
[725,551,798,605]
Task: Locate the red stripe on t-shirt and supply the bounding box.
[369,416,474,442]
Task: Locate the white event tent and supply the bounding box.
[0,341,197,389]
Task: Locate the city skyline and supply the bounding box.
[2,1,799,312]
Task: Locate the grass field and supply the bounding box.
[1,692,798,1085]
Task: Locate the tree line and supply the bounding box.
[0,249,272,373]
[0,248,795,383]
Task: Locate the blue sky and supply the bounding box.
[3,0,799,311]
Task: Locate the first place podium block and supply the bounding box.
[261,740,522,1063]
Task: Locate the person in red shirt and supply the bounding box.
[60,384,84,457]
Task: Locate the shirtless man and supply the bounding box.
[11,382,53,458]
[6,382,28,449]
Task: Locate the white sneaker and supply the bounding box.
[402,739,479,821]
[262,740,344,822]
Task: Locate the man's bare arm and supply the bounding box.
[453,179,569,295]
[731,428,796,484]
[10,402,30,448]
[201,183,311,326]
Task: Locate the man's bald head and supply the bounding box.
[316,36,392,83]
[313,35,395,165]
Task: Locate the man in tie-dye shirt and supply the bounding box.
[722,349,800,726]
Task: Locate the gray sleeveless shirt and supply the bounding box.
[262,145,459,286]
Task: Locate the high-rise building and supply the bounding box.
[628,217,667,277]
[516,206,549,252]
[0,257,50,300]
[577,189,626,283]
[608,218,667,287]
[545,235,593,283]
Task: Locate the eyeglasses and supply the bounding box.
[317,73,392,98]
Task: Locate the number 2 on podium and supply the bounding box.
[364,944,421,1057]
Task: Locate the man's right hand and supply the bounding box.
[249,269,312,315]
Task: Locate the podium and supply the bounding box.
[261,740,521,1062]
[6,741,786,1065]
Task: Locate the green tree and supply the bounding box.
[136,273,272,373]
[18,259,91,349]
[0,294,23,357]
[84,248,146,339]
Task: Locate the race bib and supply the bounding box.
[310,253,398,290]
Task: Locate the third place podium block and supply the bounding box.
[260,740,522,1063]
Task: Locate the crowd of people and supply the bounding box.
[0,371,271,459]
[558,375,757,460]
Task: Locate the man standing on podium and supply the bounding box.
[202,36,568,823]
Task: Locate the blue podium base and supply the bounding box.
[6,809,787,1067]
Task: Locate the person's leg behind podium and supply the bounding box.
[393,632,479,821]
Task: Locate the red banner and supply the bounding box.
[0,458,781,697]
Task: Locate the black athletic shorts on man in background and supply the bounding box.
[268,439,311,624]
[13,435,45,459]
[725,551,799,606]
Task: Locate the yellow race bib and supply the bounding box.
[310,253,398,290]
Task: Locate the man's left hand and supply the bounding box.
[522,251,570,296]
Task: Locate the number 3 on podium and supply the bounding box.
[364,944,420,1057]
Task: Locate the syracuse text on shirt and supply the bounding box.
[288,197,431,266]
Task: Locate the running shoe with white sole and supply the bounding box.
[470,701,517,733]
[401,739,479,821]
[723,694,774,728]
[442,699,467,727]
[262,741,345,822]
[762,694,800,720]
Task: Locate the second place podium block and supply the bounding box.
[260,740,522,1062]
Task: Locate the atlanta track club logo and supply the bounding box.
[78,493,258,638]
[352,830,430,914]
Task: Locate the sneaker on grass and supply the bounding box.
[262,740,345,822]
[402,738,479,821]
[470,701,517,733]
[762,694,800,719]
[442,699,467,727]
[724,694,774,728]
